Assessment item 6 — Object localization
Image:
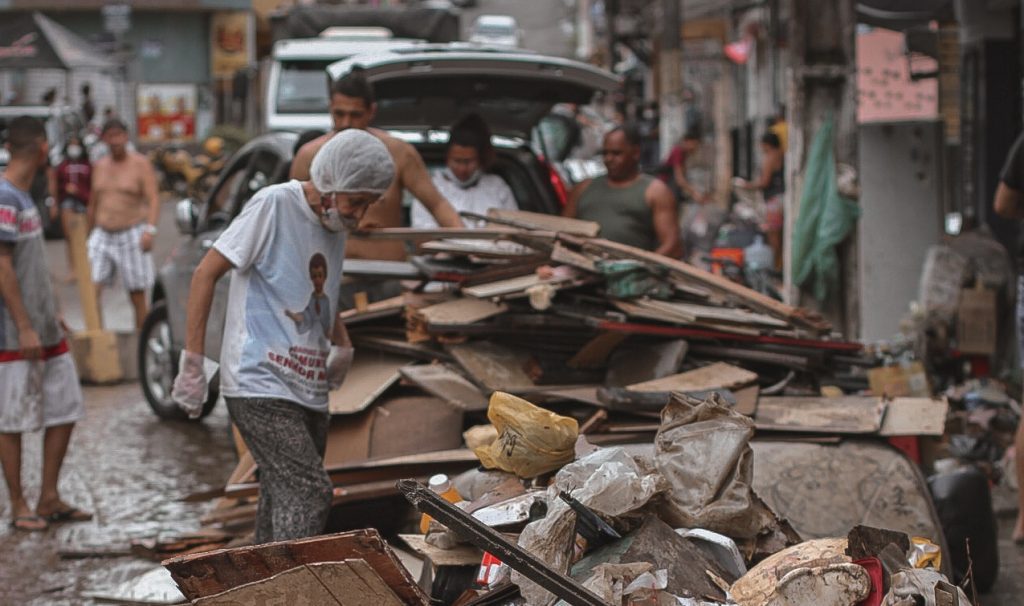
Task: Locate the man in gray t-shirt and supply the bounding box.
[0,116,88,531]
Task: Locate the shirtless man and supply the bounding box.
[86,119,160,331]
[290,68,463,260]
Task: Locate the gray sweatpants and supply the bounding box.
[226,397,332,544]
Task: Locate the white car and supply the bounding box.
[265,28,425,133]
[468,15,521,48]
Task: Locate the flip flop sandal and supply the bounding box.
[44,507,93,523]
[10,515,49,531]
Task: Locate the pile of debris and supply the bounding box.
[158,210,964,604]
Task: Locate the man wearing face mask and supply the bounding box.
[411,113,518,229]
[171,129,395,543]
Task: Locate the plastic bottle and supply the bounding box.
[419,473,463,533]
[744,234,774,270]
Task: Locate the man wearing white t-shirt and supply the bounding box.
[410,113,518,229]
[171,130,395,543]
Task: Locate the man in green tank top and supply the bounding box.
[564,126,681,257]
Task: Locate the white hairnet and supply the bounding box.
[310,129,395,195]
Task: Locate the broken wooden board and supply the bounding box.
[164,529,427,604]
[352,227,528,241]
[399,534,484,567]
[754,396,887,434]
[351,333,450,362]
[81,567,185,605]
[626,362,757,393]
[583,237,831,334]
[328,351,411,415]
[340,295,405,325]
[461,274,560,299]
[399,364,489,411]
[567,331,628,369]
[485,208,601,237]
[447,341,535,392]
[878,397,948,436]
[415,297,507,327]
[551,241,597,272]
[342,259,424,280]
[191,560,405,605]
[419,239,536,258]
[605,339,688,387]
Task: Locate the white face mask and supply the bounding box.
[320,207,360,233]
[443,167,482,190]
[66,145,83,159]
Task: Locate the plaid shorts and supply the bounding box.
[87,224,155,292]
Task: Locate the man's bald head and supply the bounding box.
[601,125,642,182]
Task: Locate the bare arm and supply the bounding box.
[290,139,319,181]
[400,147,463,228]
[0,244,41,358]
[563,179,591,218]
[673,160,704,201]
[183,249,234,355]
[87,162,101,229]
[648,180,682,258]
[994,183,1024,220]
[142,157,161,226]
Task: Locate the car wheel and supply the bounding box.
[138,301,218,421]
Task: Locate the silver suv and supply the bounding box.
[139,46,618,419]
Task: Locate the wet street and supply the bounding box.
[0,384,236,604]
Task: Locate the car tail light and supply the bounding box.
[542,158,569,209]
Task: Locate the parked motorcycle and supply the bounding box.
[150,136,227,198]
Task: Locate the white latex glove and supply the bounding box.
[171,350,208,419]
[325,346,354,390]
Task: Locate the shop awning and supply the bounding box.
[0,11,115,71]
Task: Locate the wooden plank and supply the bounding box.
[340,296,405,325]
[447,341,535,392]
[754,396,887,434]
[605,339,688,387]
[328,352,411,415]
[399,364,489,411]
[461,274,550,299]
[551,241,597,272]
[644,299,791,328]
[485,208,601,237]
[399,534,484,567]
[318,560,405,606]
[342,259,424,280]
[416,298,507,327]
[567,331,628,369]
[594,319,863,352]
[351,334,450,362]
[193,560,404,605]
[351,227,531,241]
[626,362,757,393]
[164,530,427,604]
[879,397,948,436]
[419,239,536,258]
[583,238,831,334]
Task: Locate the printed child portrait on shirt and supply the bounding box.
[284,252,333,343]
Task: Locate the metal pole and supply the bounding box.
[659,0,684,159]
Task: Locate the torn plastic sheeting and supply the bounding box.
[881,568,972,606]
[566,562,655,606]
[514,447,662,606]
[472,492,545,527]
[655,394,771,539]
[513,495,577,606]
[554,447,662,518]
[675,528,747,579]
